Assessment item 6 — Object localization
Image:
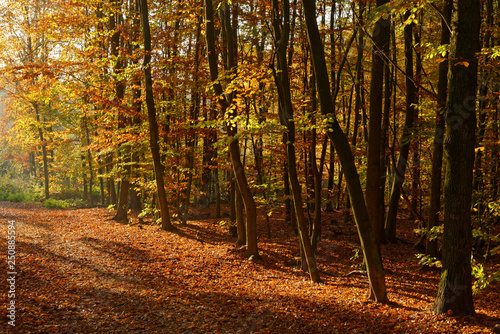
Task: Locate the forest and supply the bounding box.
[0,0,499,332]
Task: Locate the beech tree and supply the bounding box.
[204,0,260,258]
[138,0,175,231]
[426,0,452,258]
[366,0,390,249]
[301,0,388,302]
[271,0,320,282]
[432,0,481,316]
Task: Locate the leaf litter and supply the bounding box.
[0,201,498,333]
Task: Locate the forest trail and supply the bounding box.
[0,201,499,333]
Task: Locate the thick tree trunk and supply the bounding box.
[235,182,246,246]
[433,0,480,316]
[138,0,174,231]
[302,0,387,301]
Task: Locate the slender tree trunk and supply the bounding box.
[433,0,480,316]
[138,0,174,231]
[411,18,422,215]
[99,160,105,205]
[427,0,452,257]
[302,0,387,301]
[380,43,392,246]
[181,16,203,223]
[29,151,36,178]
[82,154,88,201]
[283,156,294,227]
[272,0,320,282]
[205,0,259,258]
[112,0,130,221]
[325,141,335,212]
[384,12,416,243]
[34,104,50,199]
[366,0,390,249]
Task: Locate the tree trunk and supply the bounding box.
[34,104,50,200]
[384,12,416,243]
[366,0,390,249]
[204,0,259,258]
[272,0,320,282]
[235,183,246,246]
[427,0,452,257]
[138,0,174,231]
[111,0,130,221]
[433,0,480,316]
[325,141,335,212]
[302,0,388,301]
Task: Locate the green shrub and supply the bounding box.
[43,198,70,209]
[0,176,42,203]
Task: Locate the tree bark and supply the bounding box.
[433,0,480,316]
[384,12,416,243]
[112,0,130,221]
[272,0,320,282]
[366,0,390,249]
[138,0,174,231]
[204,0,260,258]
[34,104,50,200]
[427,0,452,257]
[302,0,387,301]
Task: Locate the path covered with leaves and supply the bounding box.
[1,201,499,333]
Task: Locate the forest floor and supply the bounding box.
[0,200,499,334]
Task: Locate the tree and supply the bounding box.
[301,0,388,302]
[433,0,481,316]
[385,10,417,243]
[204,0,260,258]
[366,0,390,249]
[111,0,131,222]
[138,0,175,231]
[271,0,320,282]
[426,0,452,258]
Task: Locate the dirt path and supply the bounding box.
[1,201,499,333]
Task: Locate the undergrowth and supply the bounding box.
[0,175,42,203]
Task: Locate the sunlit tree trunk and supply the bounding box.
[34,103,50,199]
[205,0,259,258]
[24,5,50,200]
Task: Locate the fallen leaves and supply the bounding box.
[0,201,499,333]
